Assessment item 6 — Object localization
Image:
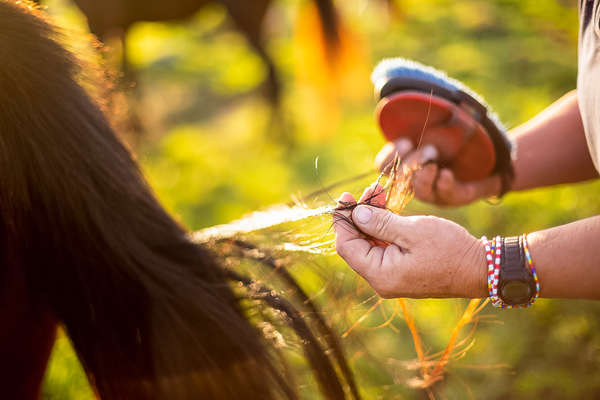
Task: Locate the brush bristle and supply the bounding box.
[371,57,507,133]
[372,58,461,93]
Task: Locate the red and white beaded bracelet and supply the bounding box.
[482,235,504,306]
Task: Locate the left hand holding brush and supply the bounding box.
[375,140,502,206]
[334,186,487,299]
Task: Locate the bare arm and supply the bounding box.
[511,90,598,191]
[525,215,600,299]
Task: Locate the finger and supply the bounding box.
[420,144,438,164]
[355,184,388,246]
[400,144,438,203]
[334,193,379,275]
[412,163,438,203]
[333,192,356,223]
[395,138,414,158]
[401,144,438,171]
[359,183,386,208]
[351,205,409,245]
[434,168,457,205]
[375,138,414,172]
[335,222,399,283]
[435,169,473,205]
[333,192,358,238]
[435,169,499,206]
[336,191,356,208]
[337,238,392,282]
[375,142,396,172]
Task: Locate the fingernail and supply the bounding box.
[354,206,372,224]
[422,145,438,162]
[395,138,413,154]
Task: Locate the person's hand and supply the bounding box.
[375,139,502,207]
[334,185,487,298]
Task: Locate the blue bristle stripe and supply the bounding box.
[371,57,507,133]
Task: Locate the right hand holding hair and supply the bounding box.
[375,139,503,207]
[333,186,487,299]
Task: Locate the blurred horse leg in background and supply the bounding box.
[48,0,343,148]
[220,0,292,146]
[221,0,282,106]
[223,0,341,106]
[223,0,343,147]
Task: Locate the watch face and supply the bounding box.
[501,281,532,305]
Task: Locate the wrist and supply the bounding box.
[461,237,489,298]
[497,161,515,197]
[481,234,541,307]
[489,159,515,198]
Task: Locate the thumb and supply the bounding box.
[352,205,405,244]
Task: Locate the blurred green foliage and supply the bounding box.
[40,0,600,398]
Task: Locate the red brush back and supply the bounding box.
[376,91,496,181]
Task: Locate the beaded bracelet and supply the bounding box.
[480,234,539,308]
[522,234,540,304]
[482,235,503,306]
[491,236,506,308]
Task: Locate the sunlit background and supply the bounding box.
[39,0,600,398]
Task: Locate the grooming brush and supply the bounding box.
[372,58,513,184]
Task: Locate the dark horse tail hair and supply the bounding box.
[0,1,358,399]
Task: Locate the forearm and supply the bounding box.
[525,216,600,299]
[468,216,600,300]
[510,90,598,191]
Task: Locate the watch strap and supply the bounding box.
[502,236,523,278]
[499,236,534,305]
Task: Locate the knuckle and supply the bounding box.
[413,172,425,187]
[336,243,351,260]
[413,215,439,232]
[414,214,434,225]
[425,169,437,185]
[374,211,394,236]
[418,166,435,184]
[332,214,350,230]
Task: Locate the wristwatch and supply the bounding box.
[498,236,536,306]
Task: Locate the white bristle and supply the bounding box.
[371,57,507,133]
